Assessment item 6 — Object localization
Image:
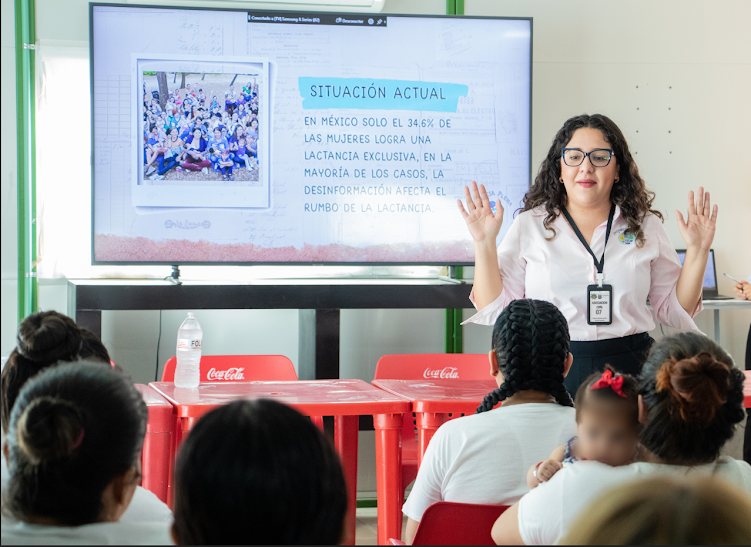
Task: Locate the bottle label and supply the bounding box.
[177,338,202,350]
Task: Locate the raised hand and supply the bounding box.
[457,181,504,244]
[676,187,717,252]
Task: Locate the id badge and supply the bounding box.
[587,284,613,325]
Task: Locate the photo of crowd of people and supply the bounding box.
[141,72,261,186]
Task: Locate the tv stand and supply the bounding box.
[67,278,474,382]
[438,265,466,284]
[165,265,182,285]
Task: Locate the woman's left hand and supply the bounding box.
[676,187,718,251]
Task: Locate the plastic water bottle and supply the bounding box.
[174,312,202,388]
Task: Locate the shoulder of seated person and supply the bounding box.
[0,521,173,545]
[120,486,173,524]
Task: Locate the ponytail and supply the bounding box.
[2,313,110,435]
[639,332,745,464]
[16,311,82,365]
[655,352,730,425]
[476,299,573,413]
[15,396,85,465]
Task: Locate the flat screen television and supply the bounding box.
[90,3,532,265]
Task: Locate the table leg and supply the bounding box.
[415,412,447,467]
[374,413,403,545]
[141,431,171,504]
[714,308,720,342]
[181,417,199,435]
[335,416,359,545]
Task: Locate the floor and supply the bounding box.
[355,507,408,545]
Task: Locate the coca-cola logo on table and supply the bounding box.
[423,367,459,379]
[206,367,246,381]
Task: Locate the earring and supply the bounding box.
[559,178,564,183]
[615,178,619,183]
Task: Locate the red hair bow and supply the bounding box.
[590,369,627,398]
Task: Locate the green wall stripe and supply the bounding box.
[15,0,37,323]
[444,1,464,354]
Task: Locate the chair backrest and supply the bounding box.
[376,354,491,446]
[412,502,509,545]
[374,353,489,381]
[161,355,297,382]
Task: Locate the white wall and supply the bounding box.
[1,0,18,356]
[2,0,749,495]
[460,0,751,364]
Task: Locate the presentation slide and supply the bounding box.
[91,6,531,264]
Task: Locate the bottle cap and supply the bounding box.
[187,312,195,317]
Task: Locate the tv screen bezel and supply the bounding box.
[89,2,533,266]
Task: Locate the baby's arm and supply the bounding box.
[526,445,566,489]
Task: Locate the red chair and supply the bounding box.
[161,354,298,382]
[373,354,489,506]
[390,502,509,545]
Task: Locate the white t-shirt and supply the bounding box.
[1,448,173,540]
[517,457,751,545]
[402,403,577,521]
[0,520,173,545]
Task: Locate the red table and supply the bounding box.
[134,384,175,505]
[744,371,751,408]
[372,379,498,466]
[149,379,410,545]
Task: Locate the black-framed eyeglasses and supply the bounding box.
[562,148,615,167]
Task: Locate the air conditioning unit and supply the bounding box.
[144,0,386,13]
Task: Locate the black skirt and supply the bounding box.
[564,332,655,397]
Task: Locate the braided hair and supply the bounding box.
[476,299,573,413]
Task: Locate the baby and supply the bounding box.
[527,367,641,488]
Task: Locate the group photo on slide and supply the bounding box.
[141,72,261,186]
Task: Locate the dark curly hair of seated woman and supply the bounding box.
[638,331,746,464]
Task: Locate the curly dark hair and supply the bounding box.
[476,299,573,413]
[638,332,745,464]
[521,113,663,246]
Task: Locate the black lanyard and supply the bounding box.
[561,203,615,282]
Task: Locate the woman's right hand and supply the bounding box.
[457,180,504,244]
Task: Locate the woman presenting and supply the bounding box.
[459,114,717,394]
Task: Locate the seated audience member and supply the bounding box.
[492,331,751,545]
[233,137,253,172]
[1,362,172,545]
[217,148,234,182]
[527,367,641,488]
[402,299,577,544]
[558,476,751,544]
[735,276,751,465]
[247,118,259,139]
[178,128,210,174]
[171,399,347,545]
[1,311,172,527]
